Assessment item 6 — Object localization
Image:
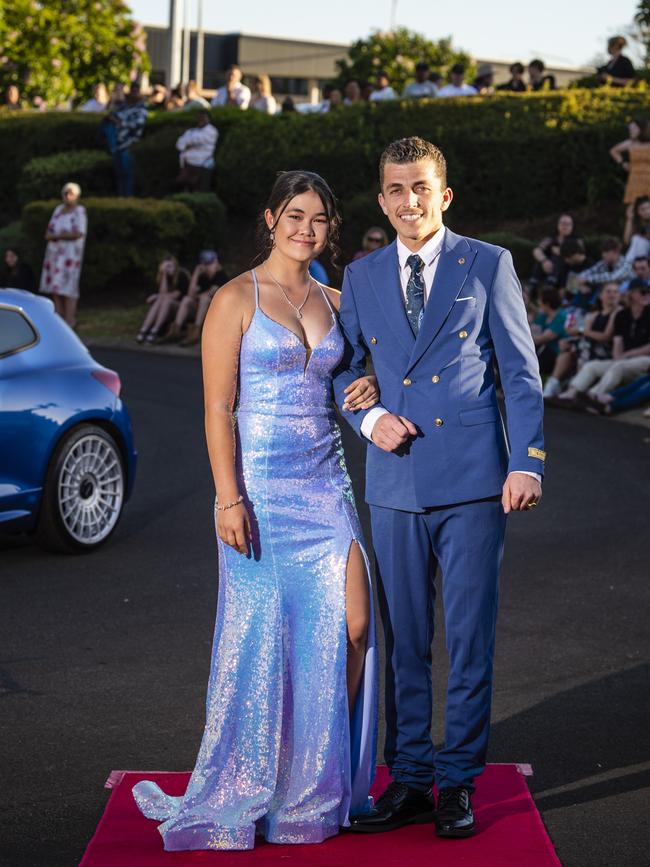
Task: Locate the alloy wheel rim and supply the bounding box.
[57,434,124,544]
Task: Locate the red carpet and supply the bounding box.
[79,765,560,866]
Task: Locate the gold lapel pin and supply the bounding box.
[458,257,466,265]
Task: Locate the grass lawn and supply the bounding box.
[76,302,147,342]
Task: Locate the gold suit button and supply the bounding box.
[370,336,377,345]
[459,330,468,339]
[403,377,412,386]
[458,257,466,265]
[431,375,440,384]
[435,418,444,427]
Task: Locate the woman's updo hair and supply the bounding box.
[255,170,341,267]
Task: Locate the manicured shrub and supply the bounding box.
[21,197,196,298]
[17,150,114,206]
[166,192,227,259]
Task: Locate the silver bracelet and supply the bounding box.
[215,495,244,512]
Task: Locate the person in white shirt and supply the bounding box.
[250,74,277,115]
[369,71,398,102]
[437,63,478,98]
[183,80,210,111]
[80,83,108,112]
[175,110,219,191]
[403,62,439,99]
[210,65,251,109]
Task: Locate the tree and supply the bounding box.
[335,28,473,95]
[634,0,650,65]
[0,0,150,107]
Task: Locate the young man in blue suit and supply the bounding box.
[333,137,544,837]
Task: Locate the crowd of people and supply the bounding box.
[526,202,650,418]
[1,33,640,119]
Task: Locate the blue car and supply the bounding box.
[0,289,137,552]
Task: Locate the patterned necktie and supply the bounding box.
[405,254,425,335]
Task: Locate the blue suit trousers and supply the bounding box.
[370,496,507,792]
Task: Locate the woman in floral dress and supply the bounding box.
[39,182,87,327]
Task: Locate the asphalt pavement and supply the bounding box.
[1,347,649,867]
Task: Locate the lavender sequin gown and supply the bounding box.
[133,271,377,850]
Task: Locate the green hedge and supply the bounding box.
[21,197,196,298]
[17,149,114,206]
[214,91,648,222]
[165,192,227,259]
[5,90,650,258]
[0,106,248,214]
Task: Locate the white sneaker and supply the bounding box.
[543,377,561,398]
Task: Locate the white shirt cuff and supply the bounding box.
[508,470,542,484]
[360,406,388,441]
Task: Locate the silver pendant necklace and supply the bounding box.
[264,264,311,319]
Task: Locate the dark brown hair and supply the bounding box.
[255,170,341,266]
[379,136,447,188]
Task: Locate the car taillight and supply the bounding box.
[92,368,122,397]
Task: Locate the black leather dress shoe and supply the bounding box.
[348,781,434,833]
[434,786,475,837]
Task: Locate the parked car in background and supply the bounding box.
[0,289,137,553]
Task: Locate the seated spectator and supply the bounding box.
[369,71,398,101]
[0,247,36,292]
[149,84,169,110]
[165,84,186,111]
[251,75,277,115]
[80,83,108,112]
[175,109,218,192]
[211,65,251,109]
[281,97,296,113]
[543,282,621,397]
[352,227,389,260]
[577,238,633,301]
[558,279,650,402]
[328,88,343,110]
[471,63,495,95]
[531,287,568,375]
[497,62,527,92]
[429,72,443,90]
[558,238,594,303]
[438,64,478,97]
[343,79,363,105]
[619,256,650,294]
[528,59,556,91]
[135,255,191,343]
[598,36,636,87]
[163,250,229,346]
[584,373,650,415]
[182,80,210,110]
[319,83,335,112]
[529,213,579,293]
[623,196,650,262]
[4,84,22,111]
[403,62,438,99]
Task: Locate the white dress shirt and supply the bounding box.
[437,83,478,98]
[403,81,439,99]
[357,227,541,486]
[211,83,251,109]
[176,123,218,167]
[369,86,398,101]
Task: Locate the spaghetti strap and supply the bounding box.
[251,269,260,307]
[315,280,336,320]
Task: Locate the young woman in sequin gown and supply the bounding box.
[133,171,379,851]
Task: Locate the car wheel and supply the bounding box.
[36,424,126,554]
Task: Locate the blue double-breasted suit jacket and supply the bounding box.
[334,229,545,511]
[333,229,545,509]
